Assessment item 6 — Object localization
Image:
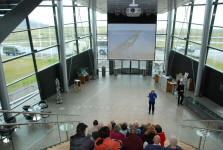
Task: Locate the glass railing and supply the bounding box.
[0,110,80,150]
[178,120,223,150]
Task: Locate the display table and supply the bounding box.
[167,81,177,94]
[79,74,89,84]
[154,74,161,83]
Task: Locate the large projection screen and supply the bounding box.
[108,24,156,60]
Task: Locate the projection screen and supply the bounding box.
[108,24,156,60]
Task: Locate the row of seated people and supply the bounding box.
[70,120,183,150]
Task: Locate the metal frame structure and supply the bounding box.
[0,1,92,110]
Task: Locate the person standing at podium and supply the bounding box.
[147,90,157,114]
[177,81,184,105]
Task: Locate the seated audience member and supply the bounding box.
[155,124,166,147]
[88,120,99,136]
[110,124,125,142]
[92,123,104,141]
[122,126,143,150]
[70,123,94,150]
[145,135,164,150]
[95,126,121,150]
[120,123,128,137]
[143,125,157,145]
[165,136,183,150]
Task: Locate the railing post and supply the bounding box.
[56,115,61,142]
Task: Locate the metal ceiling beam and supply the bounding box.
[0,0,43,44]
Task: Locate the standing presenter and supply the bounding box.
[147,89,157,115]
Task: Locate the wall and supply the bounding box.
[38,50,94,100]
[168,50,223,106]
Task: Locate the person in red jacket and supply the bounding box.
[155,124,166,146]
[110,124,125,142]
[122,126,143,150]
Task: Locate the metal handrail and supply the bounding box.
[0,120,79,127]
[182,119,223,123]
[181,124,223,132]
[0,110,79,117]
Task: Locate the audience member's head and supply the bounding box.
[98,123,104,130]
[153,135,161,145]
[121,123,128,131]
[145,125,157,136]
[96,126,110,145]
[169,136,178,147]
[107,123,112,130]
[155,124,163,133]
[76,123,88,136]
[130,126,137,134]
[113,124,121,132]
[111,121,116,130]
[93,120,98,126]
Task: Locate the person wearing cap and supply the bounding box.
[70,123,94,150]
[147,90,157,114]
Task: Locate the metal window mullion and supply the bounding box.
[185,1,194,55]
[26,17,42,99]
[72,0,79,54]
[170,8,177,50]
[52,0,61,59]
[206,0,218,63]
[88,7,93,51]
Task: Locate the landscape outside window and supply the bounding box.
[0,1,91,102]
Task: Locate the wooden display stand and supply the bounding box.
[79,74,89,84]
[154,74,160,83]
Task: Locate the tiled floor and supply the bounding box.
[0,74,222,150]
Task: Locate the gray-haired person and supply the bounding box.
[165,136,182,150]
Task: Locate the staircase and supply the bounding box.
[46,140,197,150]
[0,0,22,19]
[0,0,43,44]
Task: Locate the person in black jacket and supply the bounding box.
[177,81,184,105]
[70,123,94,150]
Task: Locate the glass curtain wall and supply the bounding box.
[0,0,91,104]
[171,0,223,72]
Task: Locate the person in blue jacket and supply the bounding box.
[147,89,157,114]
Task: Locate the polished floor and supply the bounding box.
[0,74,222,150]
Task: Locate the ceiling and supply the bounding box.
[75,0,191,14]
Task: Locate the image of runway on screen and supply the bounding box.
[108,24,156,60]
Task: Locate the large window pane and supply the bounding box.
[13,19,27,32]
[98,59,109,71]
[156,35,165,61]
[64,24,76,41]
[97,35,107,59]
[29,7,55,28]
[78,37,90,53]
[31,27,57,50]
[3,56,35,84]
[157,12,167,20]
[115,60,121,69]
[187,42,201,60]
[65,41,77,57]
[174,22,188,38]
[35,47,59,70]
[8,75,38,102]
[77,22,90,37]
[96,12,107,20]
[176,6,191,22]
[97,21,107,34]
[172,37,186,54]
[63,7,74,24]
[206,49,223,72]
[214,5,223,27]
[189,24,203,44]
[1,31,31,61]
[192,6,205,24]
[75,7,88,22]
[157,21,167,34]
[210,27,223,49]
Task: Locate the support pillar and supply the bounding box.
[194,0,213,96]
[57,0,69,92]
[164,0,174,75]
[0,55,11,120]
[90,0,98,79]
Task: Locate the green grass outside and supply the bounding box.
[206,58,223,72]
[2,56,58,93]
